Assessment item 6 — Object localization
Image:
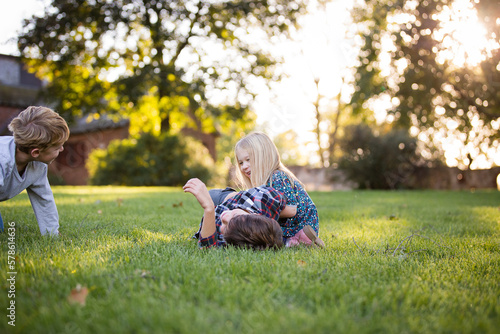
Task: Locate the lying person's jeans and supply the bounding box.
[208,187,237,207]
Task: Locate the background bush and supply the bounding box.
[338,124,421,189]
[87,133,213,186]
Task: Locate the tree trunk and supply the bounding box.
[328,78,344,166]
[181,127,219,161]
[160,113,170,133]
[313,78,325,167]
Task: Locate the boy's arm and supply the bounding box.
[253,186,288,221]
[280,205,297,218]
[0,164,4,188]
[183,178,217,239]
[26,170,59,236]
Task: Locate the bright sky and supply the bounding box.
[0,0,47,55]
[253,1,356,162]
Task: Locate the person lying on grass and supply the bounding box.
[183,178,297,249]
[207,184,324,248]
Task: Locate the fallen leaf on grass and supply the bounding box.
[135,269,151,278]
[132,269,156,280]
[297,260,307,267]
[67,284,89,306]
[172,201,183,208]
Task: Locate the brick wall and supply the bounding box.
[0,106,21,134]
[408,166,500,190]
[48,126,129,185]
[286,166,500,191]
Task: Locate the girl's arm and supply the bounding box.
[183,178,217,239]
[269,171,299,206]
[280,205,297,218]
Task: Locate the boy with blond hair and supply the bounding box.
[0,106,70,235]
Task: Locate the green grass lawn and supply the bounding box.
[1,187,499,334]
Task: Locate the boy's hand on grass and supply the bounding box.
[183,178,215,210]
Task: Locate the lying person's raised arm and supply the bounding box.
[183,178,216,239]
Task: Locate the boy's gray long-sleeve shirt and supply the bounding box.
[0,136,59,235]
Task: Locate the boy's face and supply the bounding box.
[220,209,249,234]
[236,149,252,179]
[33,144,64,164]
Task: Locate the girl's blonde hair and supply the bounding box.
[234,131,299,189]
[8,106,70,153]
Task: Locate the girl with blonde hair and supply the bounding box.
[234,131,324,247]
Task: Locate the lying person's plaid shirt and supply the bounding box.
[195,186,286,248]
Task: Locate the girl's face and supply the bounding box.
[236,148,252,179]
[220,209,249,234]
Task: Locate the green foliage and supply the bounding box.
[338,124,420,189]
[0,187,499,333]
[87,133,212,186]
[350,0,500,167]
[273,129,309,166]
[18,0,309,158]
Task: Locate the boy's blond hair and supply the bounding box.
[234,131,299,189]
[8,106,70,153]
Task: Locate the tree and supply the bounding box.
[285,0,371,168]
[18,0,309,160]
[273,129,308,166]
[87,132,212,186]
[349,0,500,169]
[338,124,420,189]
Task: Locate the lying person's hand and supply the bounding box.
[183,178,215,210]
